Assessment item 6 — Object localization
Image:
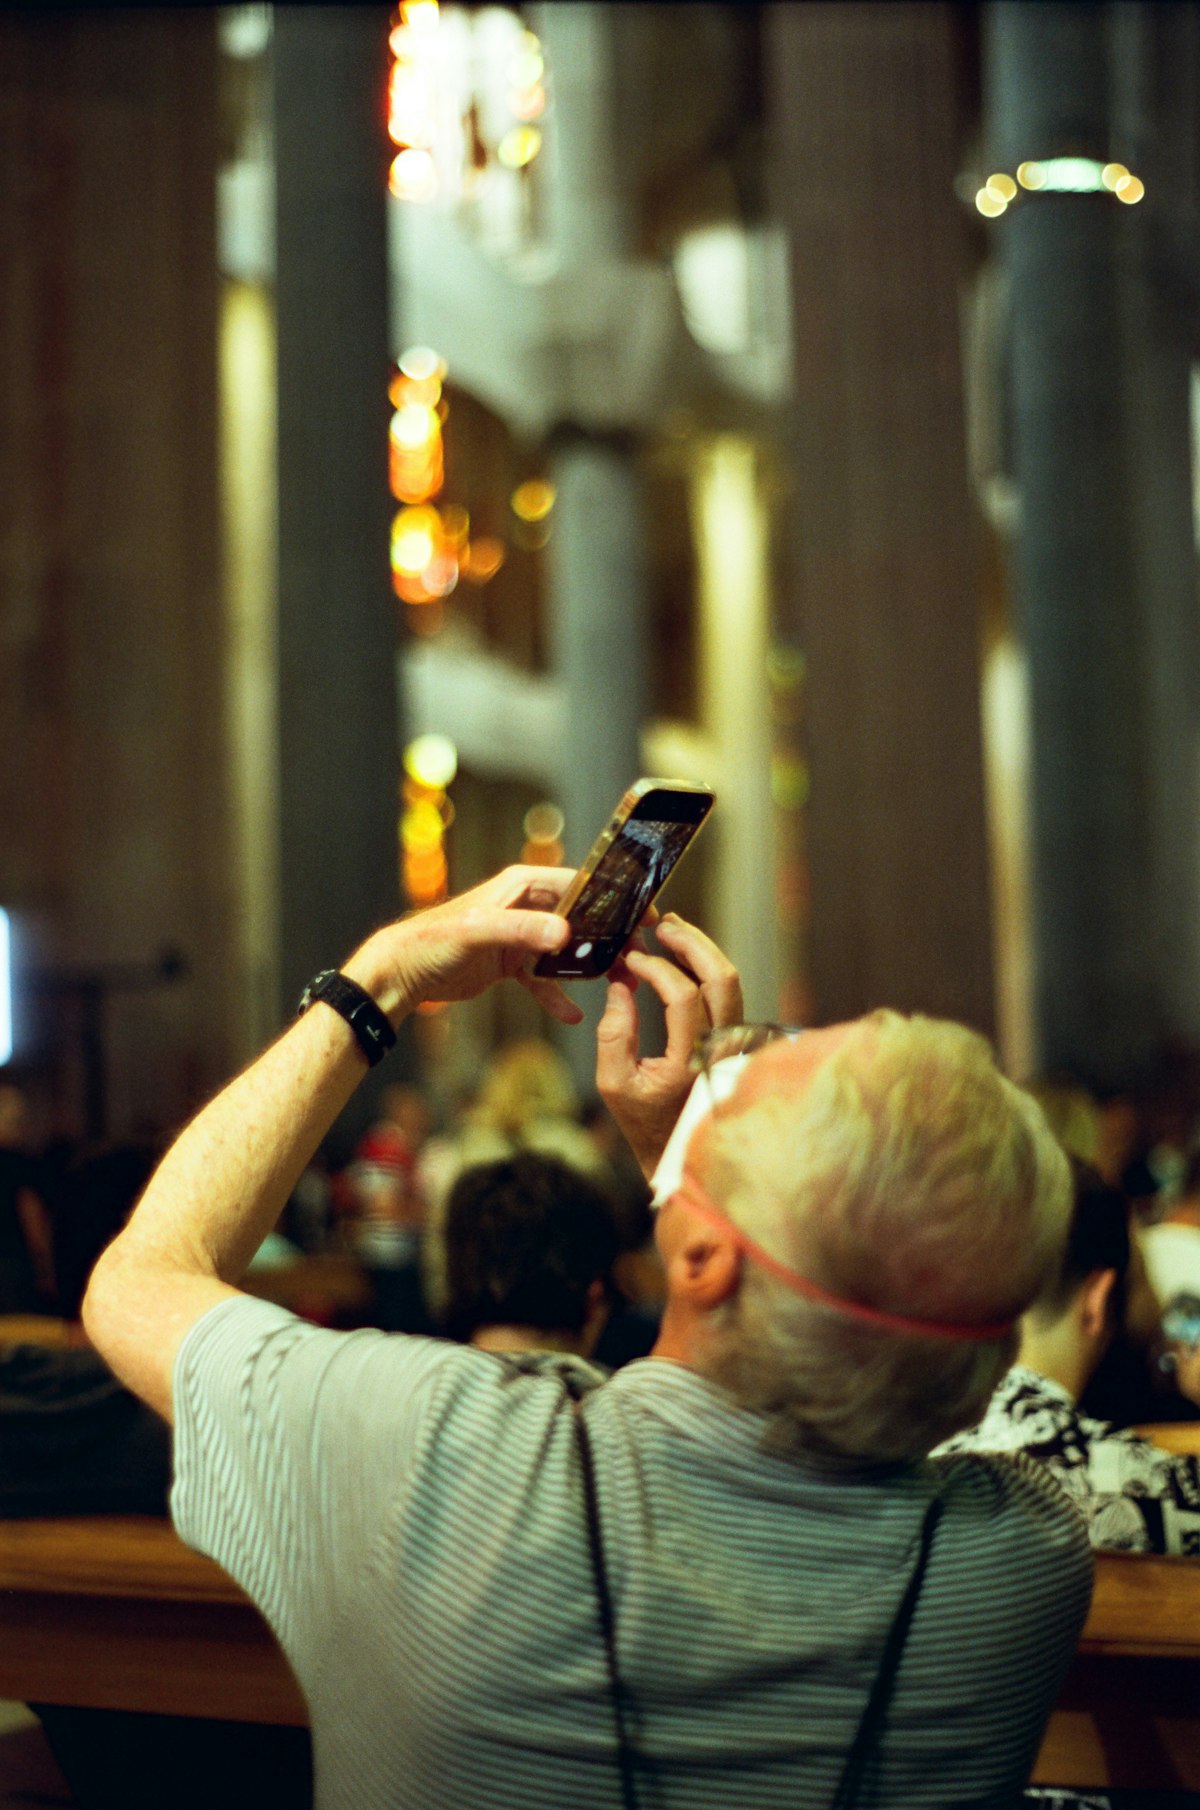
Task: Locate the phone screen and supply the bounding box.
[566,818,698,946]
[534,783,713,979]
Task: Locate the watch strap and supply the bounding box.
[297,969,397,1067]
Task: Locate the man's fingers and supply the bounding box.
[653,915,744,1027]
[514,968,585,1025]
[595,978,640,1090]
[620,948,708,1068]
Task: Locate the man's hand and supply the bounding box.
[344,866,583,1027]
[596,914,743,1179]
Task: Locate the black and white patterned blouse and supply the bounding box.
[940,1364,1200,1555]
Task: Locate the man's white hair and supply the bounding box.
[694,1010,1070,1461]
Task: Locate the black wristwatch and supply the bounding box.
[297,969,397,1067]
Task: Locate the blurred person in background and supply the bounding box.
[420,1037,611,1322]
[939,1161,1200,1553]
[0,1140,170,1516]
[0,1082,54,1313]
[337,1082,434,1332]
[439,1151,618,1368]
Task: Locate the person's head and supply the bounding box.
[1029,1159,1131,1331]
[441,1153,620,1353]
[1019,1160,1147,1392]
[652,1011,1071,1462]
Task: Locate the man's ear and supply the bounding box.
[1079,1267,1118,1340]
[674,1223,742,1310]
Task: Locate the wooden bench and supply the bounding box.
[0,1515,305,1725]
[0,1515,1198,1787]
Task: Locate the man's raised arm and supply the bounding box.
[83,868,578,1421]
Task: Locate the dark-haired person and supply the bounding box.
[82,868,1091,1810]
[939,1163,1200,1554]
[0,1142,171,1517]
[440,1151,618,1362]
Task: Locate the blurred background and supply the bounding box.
[3,0,1200,1163]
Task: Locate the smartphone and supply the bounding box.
[534,779,715,980]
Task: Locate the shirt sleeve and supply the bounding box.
[171,1294,460,1672]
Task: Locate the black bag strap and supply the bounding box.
[829,1487,945,1807]
[563,1368,943,1810]
[564,1377,640,1810]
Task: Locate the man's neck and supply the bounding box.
[470,1325,586,1356]
[1017,1323,1090,1402]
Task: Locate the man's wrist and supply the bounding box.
[339,929,418,1027]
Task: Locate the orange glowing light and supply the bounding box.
[391,402,440,450]
[511,477,555,521]
[460,536,506,583]
[441,504,470,545]
[392,506,440,575]
[389,148,438,203]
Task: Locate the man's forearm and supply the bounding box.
[82,869,578,1419]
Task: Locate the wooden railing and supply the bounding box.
[0,1515,1198,1787]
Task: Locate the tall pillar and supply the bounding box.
[272,9,405,1141]
[537,4,648,1090]
[767,3,997,1036]
[986,1,1200,1085]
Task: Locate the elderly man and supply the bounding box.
[84,868,1090,1810]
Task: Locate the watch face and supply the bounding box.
[299,970,338,1014]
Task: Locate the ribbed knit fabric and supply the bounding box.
[173,1297,1091,1810]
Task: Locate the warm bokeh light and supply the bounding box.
[388,65,434,148]
[986,172,1017,202]
[391,506,440,576]
[389,147,438,203]
[511,477,556,522]
[460,536,507,583]
[391,402,440,451]
[976,187,1007,218]
[521,801,565,866]
[400,735,455,906]
[1101,162,1129,192]
[404,733,458,790]
[399,345,445,383]
[388,349,447,507]
[401,1,440,34]
[1017,161,1047,190]
[1116,174,1145,205]
[497,124,542,170]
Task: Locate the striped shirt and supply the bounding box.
[173,1297,1091,1810]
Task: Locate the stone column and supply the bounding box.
[537,4,648,1090]
[767,3,997,1036]
[986,1,1200,1084]
[272,8,407,1142]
